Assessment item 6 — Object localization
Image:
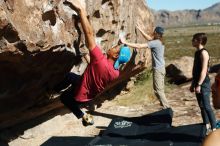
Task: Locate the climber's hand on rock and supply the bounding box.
[136,22,142,30]
[64,0,83,12]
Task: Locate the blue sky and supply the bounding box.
[147,0,220,11]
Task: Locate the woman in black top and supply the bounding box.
[190,33,216,133]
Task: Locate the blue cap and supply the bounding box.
[114,46,131,70]
[154,26,164,35]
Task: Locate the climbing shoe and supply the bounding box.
[82,114,94,126]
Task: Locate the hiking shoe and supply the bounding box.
[206,128,212,136]
[82,114,94,126]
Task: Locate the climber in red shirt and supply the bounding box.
[59,0,131,126]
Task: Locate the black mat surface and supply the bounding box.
[41,136,94,146]
[90,124,205,146]
[41,109,205,146]
[103,108,173,137]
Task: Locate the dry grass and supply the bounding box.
[113,70,156,106]
[164,25,220,65]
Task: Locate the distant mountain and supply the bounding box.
[205,2,220,12]
[152,2,220,27]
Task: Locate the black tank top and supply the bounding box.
[192,48,209,83]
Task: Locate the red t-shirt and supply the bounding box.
[74,46,119,102]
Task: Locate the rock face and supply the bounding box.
[152,2,220,27]
[0,0,153,129]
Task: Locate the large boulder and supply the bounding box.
[209,64,220,73]
[166,56,194,85]
[0,0,153,129]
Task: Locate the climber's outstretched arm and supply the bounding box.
[66,0,96,51]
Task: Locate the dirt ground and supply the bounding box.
[1,81,220,146]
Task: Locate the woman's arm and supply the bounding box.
[195,50,209,93]
[120,38,148,49]
[136,24,153,41]
[198,50,209,85]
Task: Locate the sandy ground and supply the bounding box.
[1,82,220,146]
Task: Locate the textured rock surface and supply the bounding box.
[0,0,153,129]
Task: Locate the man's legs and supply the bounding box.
[60,87,94,126]
[153,68,170,108]
[60,88,84,119]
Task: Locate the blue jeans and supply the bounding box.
[196,76,216,129]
